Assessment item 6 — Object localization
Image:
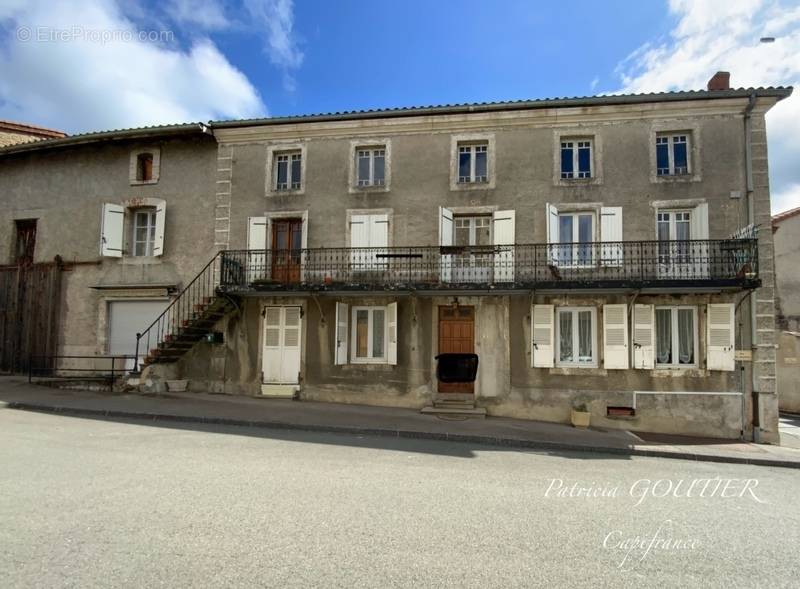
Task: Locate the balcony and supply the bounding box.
[217,239,759,294]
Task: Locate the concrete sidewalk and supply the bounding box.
[2,376,799,468]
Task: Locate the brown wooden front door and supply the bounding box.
[271,219,302,283]
[438,306,475,393]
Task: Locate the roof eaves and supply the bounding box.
[0,122,210,157]
[772,206,800,224]
[209,87,794,129]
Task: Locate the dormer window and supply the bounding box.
[137,153,154,182]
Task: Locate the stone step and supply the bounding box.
[420,406,486,418]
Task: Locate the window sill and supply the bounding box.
[651,367,707,377]
[554,177,602,187]
[130,179,158,186]
[550,366,605,376]
[450,180,495,192]
[349,184,390,194]
[342,363,393,371]
[267,188,305,197]
[650,173,700,184]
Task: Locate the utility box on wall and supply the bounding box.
[205,331,224,344]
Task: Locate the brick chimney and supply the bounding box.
[707,71,731,91]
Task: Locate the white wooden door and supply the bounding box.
[262,306,302,384]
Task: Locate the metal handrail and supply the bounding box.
[133,238,758,371]
[217,238,759,290]
[134,252,223,372]
[29,354,136,384]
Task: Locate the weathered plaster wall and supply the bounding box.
[774,213,800,330]
[773,212,800,413]
[0,136,218,357]
[223,112,750,248]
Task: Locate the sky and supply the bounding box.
[0,0,798,213]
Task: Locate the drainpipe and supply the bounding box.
[743,92,759,442]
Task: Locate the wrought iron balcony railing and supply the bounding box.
[217,239,759,292]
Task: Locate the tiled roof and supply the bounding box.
[772,206,800,224]
[0,119,66,137]
[0,86,792,156]
[210,87,793,128]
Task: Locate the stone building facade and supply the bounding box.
[0,76,791,442]
[773,207,800,413]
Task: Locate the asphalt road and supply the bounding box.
[1,408,798,588]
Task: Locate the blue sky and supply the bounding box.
[225,0,672,118]
[0,0,798,211]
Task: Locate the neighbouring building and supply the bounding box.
[0,119,65,147]
[773,206,800,414]
[0,73,791,442]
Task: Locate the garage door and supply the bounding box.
[108,300,171,359]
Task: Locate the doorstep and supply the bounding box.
[260,384,298,399]
[421,405,486,418]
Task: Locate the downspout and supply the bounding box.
[743,92,759,441]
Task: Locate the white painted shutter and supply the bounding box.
[281,307,301,383]
[387,302,398,365]
[546,203,559,264]
[369,214,388,269]
[439,206,454,282]
[335,302,348,365]
[531,304,554,368]
[692,202,710,278]
[247,216,267,282]
[600,206,623,267]
[247,217,267,249]
[262,307,282,382]
[100,203,125,257]
[707,303,735,371]
[369,214,389,248]
[633,304,655,369]
[152,202,166,256]
[603,304,629,369]
[493,210,515,282]
[692,203,709,240]
[349,214,369,268]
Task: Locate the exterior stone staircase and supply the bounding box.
[134,252,235,371]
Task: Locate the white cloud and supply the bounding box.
[164,0,230,30]
[244,0,303,90]
[614,0,800,213]
[0,0,265,133]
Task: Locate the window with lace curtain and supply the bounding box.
[655,306,697,367]
[556,307,597,367]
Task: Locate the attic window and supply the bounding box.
[137,153,154,182]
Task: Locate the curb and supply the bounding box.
[6,401,800,470]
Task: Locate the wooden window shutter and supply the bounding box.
[600,206,623,266]
[387,302,398,365]
[492,210,515,282]
[152,202,166,257]
[633,304,655,369]
[100,203,125,258]
[531,304,554,368]
[334,302,348,365]
[602,304,629,369]
[706,303,735,371]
